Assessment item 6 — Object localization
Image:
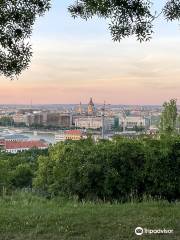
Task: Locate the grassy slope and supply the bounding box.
[0,192,179,240]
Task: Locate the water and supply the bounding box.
[0,127,56,144]
[23,132,56,144]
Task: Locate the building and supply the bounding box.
[147,125,159,135]
[119,116,150,130]
[55,131,65,142]
[22,111,44,126]
[0,139,5,149]
[76,102,83,115]
[114,131,140,138]
[88,97,95,115]
[75,116,102,129]
[4,134,29,142]
[13,114,26,124]
[24,112,71,128]
[25,113,36,126]
[4,140,48,153]
[46,113,71,128]
[74,116,114,130]
[26,111,46,126]
[104,117,115,131]
[64,130,83,141]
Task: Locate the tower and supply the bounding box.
[77,102,83,115]
[101,101,106,139]
[88,97,95,115]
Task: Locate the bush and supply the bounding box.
[1,136,179,202]
[33,137,180,202]
[0,149,48,194]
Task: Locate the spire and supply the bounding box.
[88,97,95,115]
[77,101,82,114]
[89,97,94,106]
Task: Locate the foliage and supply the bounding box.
[0,0,51,78]
[69,0,180,42]
[14,122,26,127]
[0,149,48,194]
[0,116,14,126]
[11,163,33,188]
[160,99,177,135]
[143,137,180,202]
[69,0,154,42]
[0,130,180,202]
[34,136,180,202]
[1,1,180,77]
[133,125,145,132]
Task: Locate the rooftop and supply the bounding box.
[5,134,29,140]
[65,130,82,135]
[5,140,48,150]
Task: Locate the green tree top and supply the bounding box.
[160,99,178,135]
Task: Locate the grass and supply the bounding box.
[0,192,179,240]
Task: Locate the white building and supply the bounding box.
[13,114,26,124]
[5,134,29,142]
[119,116,149,129]
[5,141,48,154]
[74,116,114,130]
[55,131,65,142]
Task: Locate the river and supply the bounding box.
[0,127,56,144]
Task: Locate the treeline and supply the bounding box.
[34,137,180,202]
[0,136,179,202]
[0,116,14,126]
[0,149,48,194]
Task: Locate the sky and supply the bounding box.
[1,0,180,105]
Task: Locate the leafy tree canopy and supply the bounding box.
[0,0,51,78]
[69,0,180,42]
[160,99,178,135]
[0,0,180,78]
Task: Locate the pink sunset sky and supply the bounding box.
[1,0,180,105]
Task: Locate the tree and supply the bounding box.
[144,136,180,202]
[1,0,180,78]
[160,99,177,135]
[0,0,51,78]
[0,159,10,195]
[0,116,14,126]
[177,114,180,133]
[11,163,33,188]
[69,0,180,42]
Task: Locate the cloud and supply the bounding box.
[1,36,180,104]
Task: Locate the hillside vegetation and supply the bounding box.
[0,136,180,202]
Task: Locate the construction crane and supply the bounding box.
[101,101,106,139]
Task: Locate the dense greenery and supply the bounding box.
[33,136,180,202]
[0,191,179,240]
[0,149,48,195]
[160,99,178,135]
[1,135,179,202]
[0,125,179,238]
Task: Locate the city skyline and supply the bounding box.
[0,0,180,105]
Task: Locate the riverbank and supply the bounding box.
[0,126,56,144]
[0,192,179,240]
